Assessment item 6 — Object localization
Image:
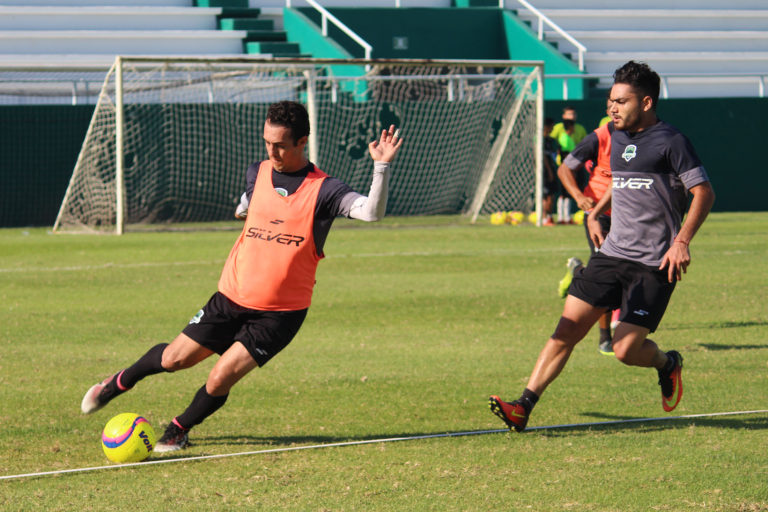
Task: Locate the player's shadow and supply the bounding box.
[664,320,768,332]
[698,343,766,351]
[529,412,768,437]
[198,429,502,448]
[191,412,768,448]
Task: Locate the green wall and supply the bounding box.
[546,97,768,212]
[0,106,94,228]
[1,98,764,227]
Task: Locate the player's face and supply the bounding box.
[609,83,652,132]
[263,120,308,173]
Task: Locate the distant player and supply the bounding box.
[556,97,616,355]
[82,101,404,452]
[489,61,715,432]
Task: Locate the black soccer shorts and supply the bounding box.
[182,292,308,367]
[569,252,676,333]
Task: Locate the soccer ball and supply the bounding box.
[573,210,585,225]
[101,413,156,463]
[528,211,537,225]
[490,211,508,225]
[507,211,525,225]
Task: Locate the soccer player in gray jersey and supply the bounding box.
[489,61,715,432]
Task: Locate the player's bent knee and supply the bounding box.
[205,370,234,396]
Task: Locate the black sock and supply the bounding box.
[175,385,229,430]
[519,388,539,414]
[599,328,611,342]
[100,343,169,401]
[662,353,676,374]
[120,343,169,388]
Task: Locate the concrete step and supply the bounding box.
[0,7,221,31]
[0,0,189,5]
[517,9,768,31]
[243,30,287,42]
[584,51,768,74]
[549,30,768,53]
[0,30,247,55]
[245,41,300,55]
[219,18,274,31]
[516,0,768,9]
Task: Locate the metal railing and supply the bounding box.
[285,0,372,60]
[499,0,586,71]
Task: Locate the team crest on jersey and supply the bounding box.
[275,187,288,197]
[622,144,637,162]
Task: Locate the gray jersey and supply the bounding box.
[600,120,709,267]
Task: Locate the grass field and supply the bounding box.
[1,212,766,511]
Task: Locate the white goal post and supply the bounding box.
[53,57,543,234]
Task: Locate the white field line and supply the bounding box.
[0,246,579,274]
[1,409,765,482]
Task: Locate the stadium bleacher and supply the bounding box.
[0,0,268,68]
[514,0,768,97]
[0,0,766,97]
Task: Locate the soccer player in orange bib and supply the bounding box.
[556,98,617,356]
[81,101,404,452]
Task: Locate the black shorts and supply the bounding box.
[182,292,307,367]
[569,252,676,332]
[584,214,611,255]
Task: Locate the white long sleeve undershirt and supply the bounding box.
[341,161,390,222]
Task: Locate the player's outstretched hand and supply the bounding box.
[369,125,404,163]
[659,241,690,283]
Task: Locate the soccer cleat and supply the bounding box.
[81,372,123,414]
[154,421,190,453]
[598,339,614,356]
[557,257,583,298]
[658,351,684,412]
[489,396,529,432]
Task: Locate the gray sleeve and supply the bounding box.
[668,133,709,189]
[564,131,600,168]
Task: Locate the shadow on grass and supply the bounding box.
[698,343,767,351]
[197,430,503,448]
[178,412,768,451]
[533,411,768,437]
[665,320,768,331]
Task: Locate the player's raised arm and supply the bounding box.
[345,125,404,222]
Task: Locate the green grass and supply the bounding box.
[1,213,766,511]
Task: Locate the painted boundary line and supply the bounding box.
[2,409,766,482]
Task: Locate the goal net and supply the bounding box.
[53,57,543,234]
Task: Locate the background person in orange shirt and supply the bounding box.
[556,99,616,355]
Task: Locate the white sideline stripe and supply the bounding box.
[1,409,765,482]
[0,247,581,274]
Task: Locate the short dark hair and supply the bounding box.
[613,61,661,110]
[266,101,310,144]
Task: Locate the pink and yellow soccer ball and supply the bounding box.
[490,211,508,225]
[506,211,525,225]
[101,413,156,463]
